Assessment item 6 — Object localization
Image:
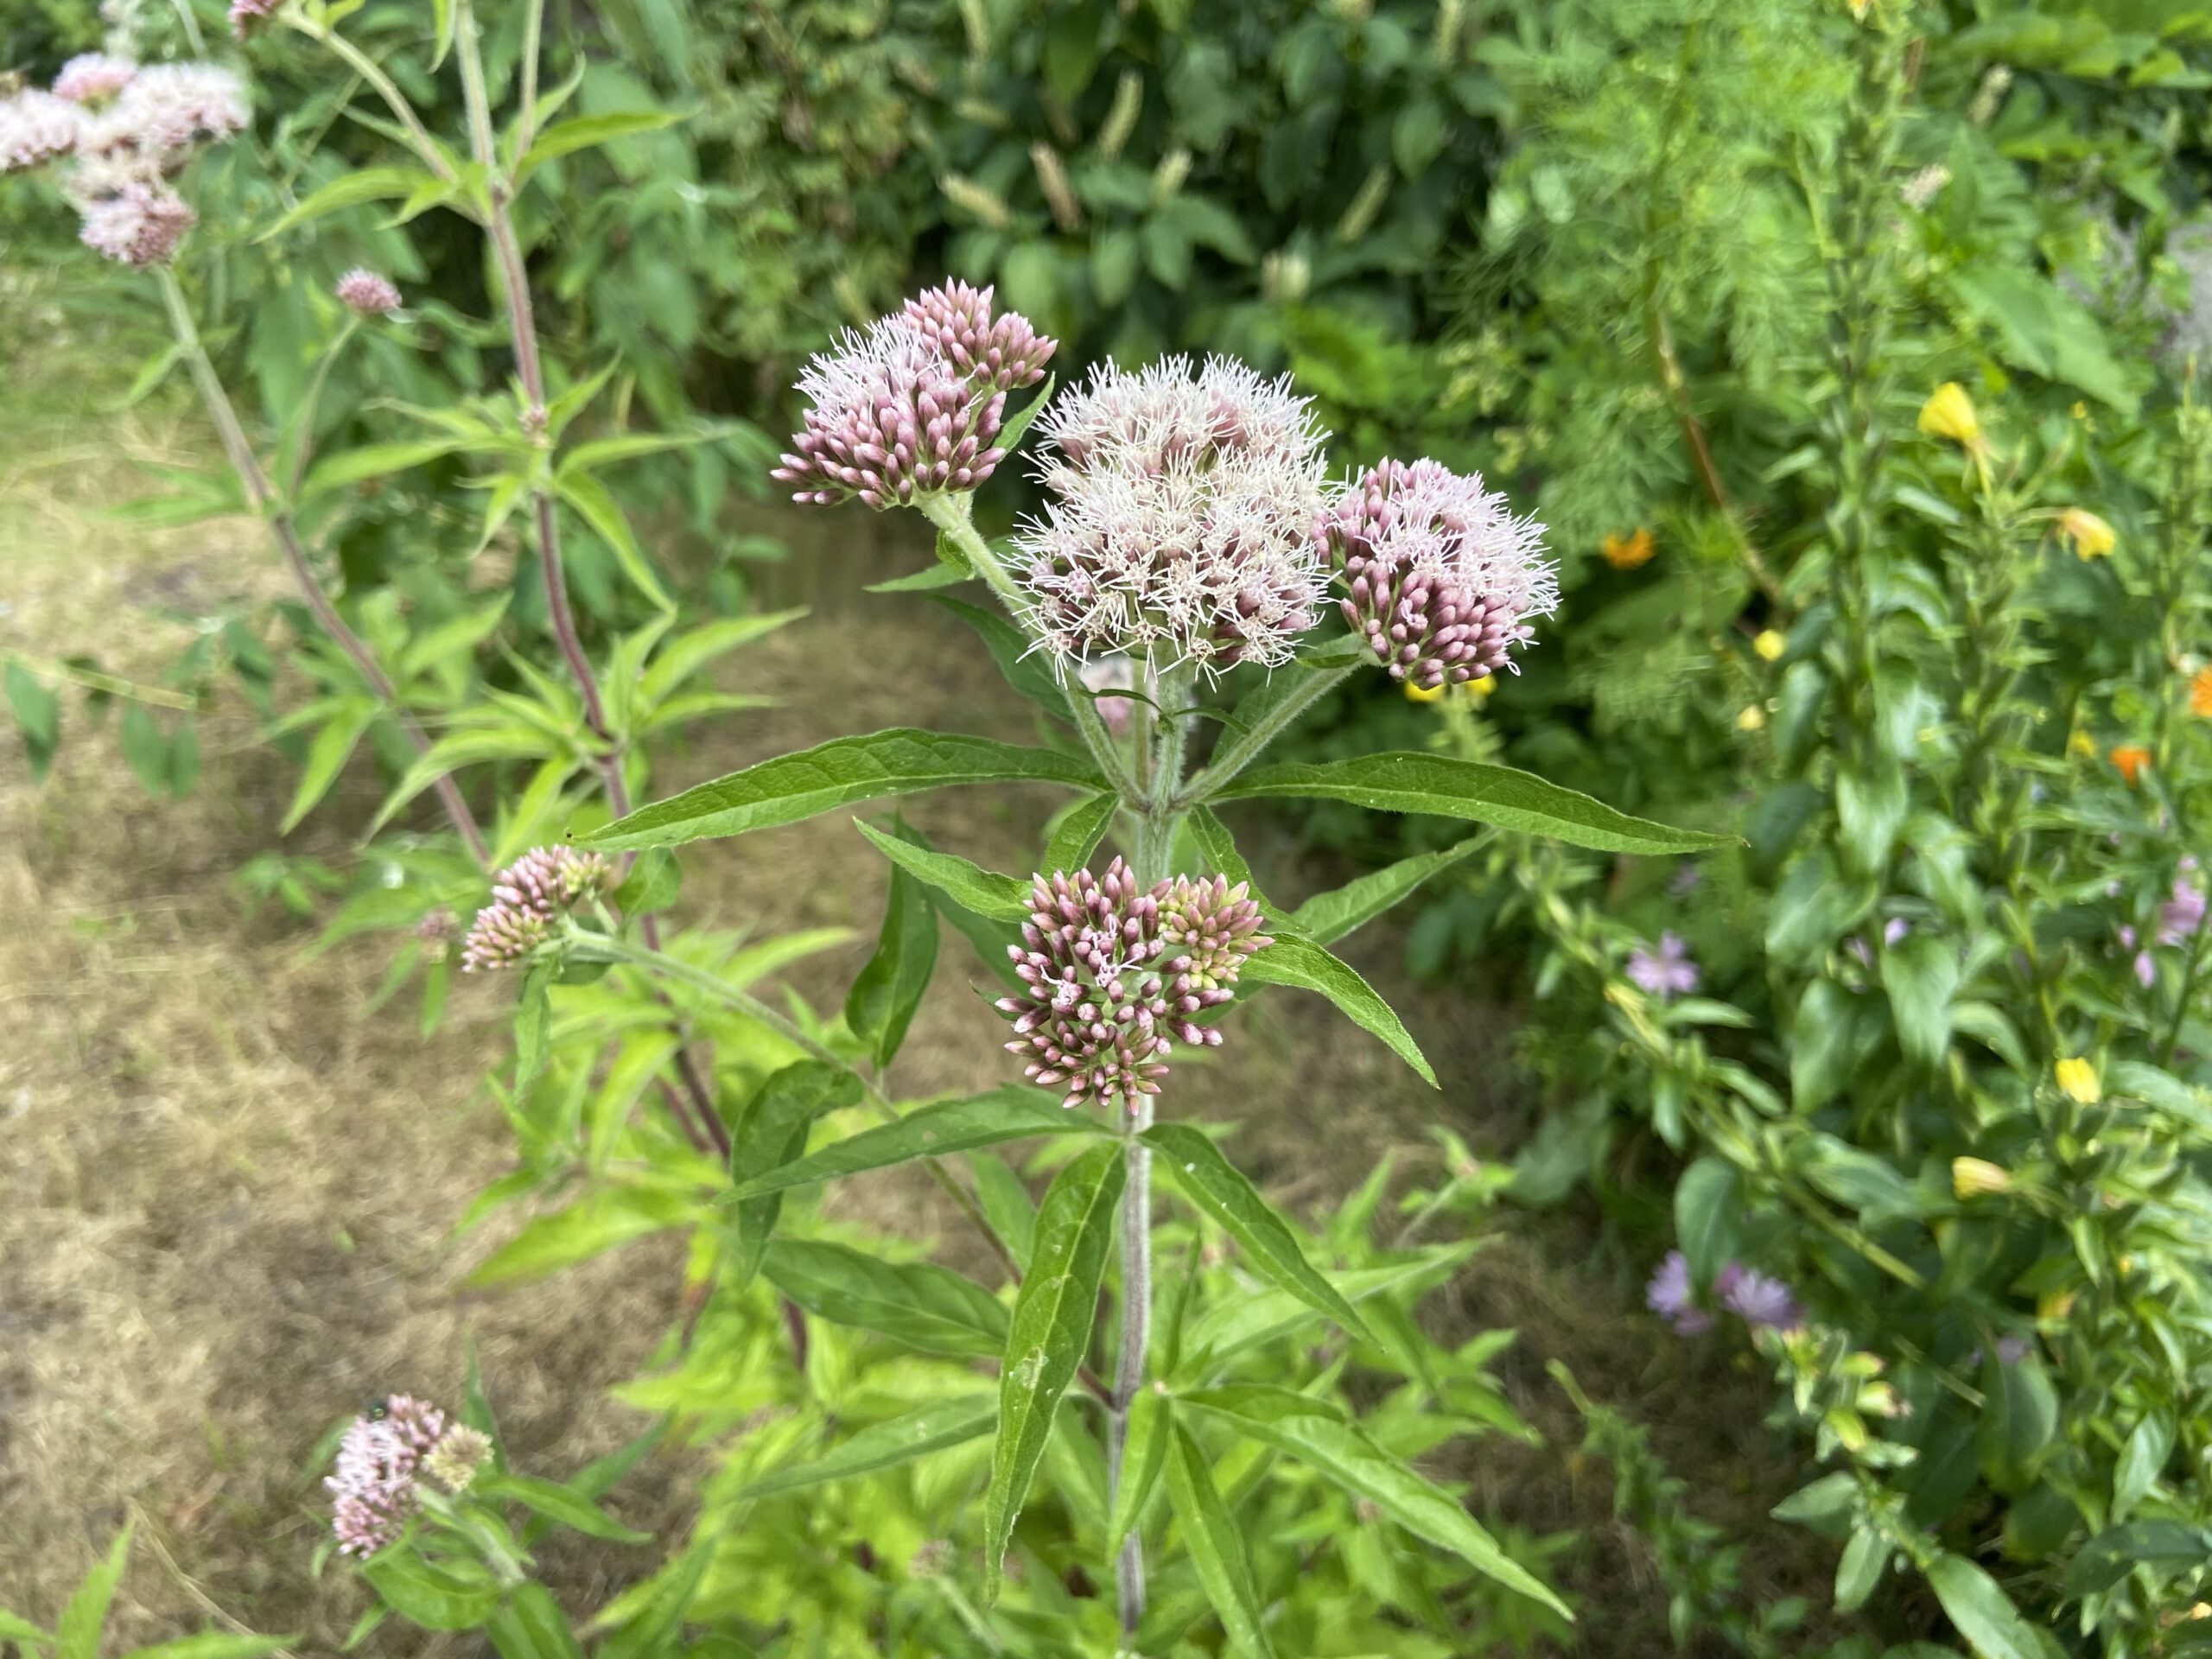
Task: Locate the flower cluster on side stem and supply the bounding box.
[995,861,1271,1112]
[461,846,614,971]
[771,283,1055,508]
[327,1395,454,1556]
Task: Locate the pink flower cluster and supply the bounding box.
[996,861,1270,1112]
[461,846,614,971]
[1321,457,1555,690]
[336,267,403,316]
[0,56,249,267]
[1015,357,1330,678]
[327,1395,450,1556]
[772,283,1055,509]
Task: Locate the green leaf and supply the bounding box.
[1673,1157,1741,1287]
[56,1524,131,1659]
[610,848,681,917]
[1923,1552,2043,1659]
[1179,1385,1567,1617]
[582,729,1103,851]
[557,472,673,613]
[1166,1422,1278,1658]
[1243,936,1435,1086]
[474,1472,649,1542]
[486,1585,585,1659]
[968,1154,1038,1270]
[844,824,941,1069]
[2113,1411,2173,1522]
[302,437,465,495]
[595,1538,709,1659]
[1215,753,1731,855]
[1044,793,1121,876]
[5,663,60,780]
[853,818,1030,920]
[258,167,435,239]
[728,1062,861,1288]
[280,701,378,834]
[1143,1123,1372,1344]
[1179,1244,1475,1370]
[2064,1520,2207,1596]
[1881,933,1960,1071]
[996,372,1056,457]
[1185,804,1256,889]
[761,1239,1008,1357]
[728,1087,1098,1201]
[1289,836,1485,946]
[120,1638,293,1659]
[469,1186,703,1287]
[1108,1387,1171,1551]
[734,1395,999,1499]
[923,594,1071,718]
[360,1554,501,1631]
[868,562,971,594]
[1834,1528,1886,1613]
[985,1141,1126,1601]
[512,963,553,1096]
[0,1612,54,1649]
[1977,1354,2058,1494]
[518,110,685,180]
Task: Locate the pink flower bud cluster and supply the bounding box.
[1016,357,1330,679]
[336,267,402,316]
[1321,458,1555,690]
[327,1395,451,1556]
[229,0,279,36]
[772,283,1056,509]
[0,57,249,268]
[995,861,1271,1112]
[461,846,614,972]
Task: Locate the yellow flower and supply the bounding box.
[1917,382,1983,448]
[2111,744,2152,785]
[1951,1157,2011,1199]
[1601,527,1656,569]
[2070,401,2088,421]
[2190,666,2212,718]
[1402,679,1445,703]
[2037,1287,2076,1322]
[2055,1057,2100,1104]
[1736,703,1766,732]
[2059,508,2116,560]
[1753,629,1787,663]
[2069,728,2097,759]
[1460,674,1497,703]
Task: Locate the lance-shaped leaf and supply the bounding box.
[1243,936,1434,1086]
[845,823,940,1068]
[1290,836,1488,945]
[1108,1387,1172,1551]
[727,1087,1101,1201]
[728,1062,861,1288]
[762,1239,1008,1357]
[1143,1123,1372,1344]
[1166,1422,1279,1658]
[1215,753,1731,856]
[473,1472,650,1543]
[854,818,1029,920]
[734,1395,999,1499]
[1044,792,1121,875]
[56,1526,131,1659]
[582,729,1104,851]
[486,1584,586,1659]
[1179,1384,1568,1617]
[984,1141,1126,1601]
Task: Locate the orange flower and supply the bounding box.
[1601,528,1655,569]
[2111,744,2152,785]
[2191,667,2212,718]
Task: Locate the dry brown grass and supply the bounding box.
[0,282,1822,1656]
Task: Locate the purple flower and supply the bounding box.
[1321,458,1555,691]
[1885,918,1910,947]
[772,283,1053,509]
[1716,1263,1803,1332]
[327,1395,449,1557]
[1646,1250,1713,1334]
[335,268,402,316]
[994,862,1271,1113]
[1626,932,1700,1001]
[1968,1333,2034,1368]
[2157,877,2205,947]
[77,178,194,266]
[1077,652,1136,734]
[2136,951,2158,988]
[52,54,137,105]
[1015,357,1329,678]
[461,846,613,971]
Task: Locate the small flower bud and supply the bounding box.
[336,267,402,315]
[1951,1156,2012,1199]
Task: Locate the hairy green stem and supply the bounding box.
[285,16,455,182]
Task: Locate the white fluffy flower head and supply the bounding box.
[1014,356,1329,679]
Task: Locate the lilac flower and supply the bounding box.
[994,862,1271,1113]
[2157,877,2205,947]
[52,54,137,105]
[1716,1264,1803,1332]
[0,91,84,172]
[1626,932,1700,1001]
[1645,1250,1713,1334]
[327,1395,449,1556]
[772,283,1054,508]
[461,846,613,972]
[77,179,194,266]
[80,63,249,163]
[335,268,402,316]
[2136,950,2158,989]
[229,0,278,35]
[1014,356,1329,678]
[1321,458,1556,690]
[1077,652,1136,734]
[1967,1333,2034,1368]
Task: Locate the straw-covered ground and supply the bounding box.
[0,282,1818,1656]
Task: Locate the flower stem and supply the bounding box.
[1175,659,1355,809]
[154,267,492,868]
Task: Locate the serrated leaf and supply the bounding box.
[517,111,685,183]
[301,437,465,495]
[728,1062,861,1288]
[474,1473,648,1543]
[762,1239,1008,1357]
[258,168,435,239]
[984,1141,1125,1601]
[853,818,1030,919]
[583,729,1103,851]
[558,472,672,613]
[1143,1123,1371,1344]
[1108,1388,1170,1551]
[1289,836,1485,945]
[727,1087,1100,1201]
[1179,1385,1567,1617]
[280,701,378,834]
[845,823,941,1068]
[1215,753,1730,855]
[1166,1421,1278,1657]
[735,1395,998,1499]
[1243,936,1434,1085]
